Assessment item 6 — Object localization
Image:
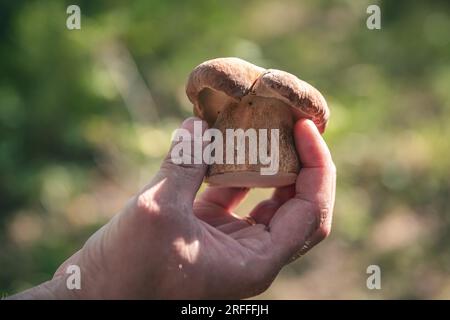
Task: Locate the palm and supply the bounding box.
[182,185,297,298]
[194,185,294,235]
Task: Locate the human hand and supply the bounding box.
[13,117,335,299]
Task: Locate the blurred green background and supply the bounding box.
[1,0,449,299]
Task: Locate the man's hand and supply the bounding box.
[12,117,335,299]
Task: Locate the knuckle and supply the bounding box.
[135,191,161,217]
[317,205,332,236]
[135,192,150,212]
[160,160,205,185]
[316,224,331,241]
[134,187,191,227]
[303,201,325,222]
[304,201,332,240]
[161,159,194,173]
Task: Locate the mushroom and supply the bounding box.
[186,57,329,188]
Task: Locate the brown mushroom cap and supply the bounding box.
[252,69,329,132]
[186,57,329,131]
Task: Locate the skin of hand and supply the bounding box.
[12,117,336,299]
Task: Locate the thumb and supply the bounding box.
[152,117,209,204]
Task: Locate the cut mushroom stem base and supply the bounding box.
[205,95,300,188]
[207,172,298,188]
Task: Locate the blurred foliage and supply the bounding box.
[0,0,449,298]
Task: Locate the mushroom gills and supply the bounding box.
[197,88,235,127]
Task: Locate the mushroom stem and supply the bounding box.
[206,95,300,188]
